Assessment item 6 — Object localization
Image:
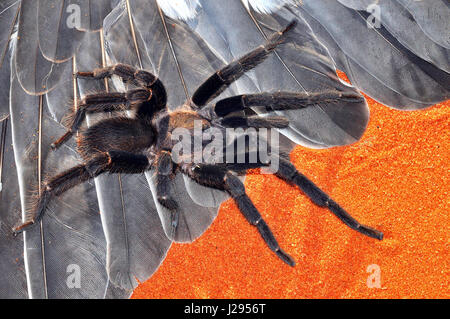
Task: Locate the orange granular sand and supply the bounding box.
[132,78,449,299]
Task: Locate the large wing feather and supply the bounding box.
[353,0,449,73]
[37,0,120,63]
[15,1,70,95]
[0,118,28,299]
[0,41,27,299]
[297,5,433,110]
[300,0,449,106]
[0,0,19,70]
[37,0,86,62]
[397,0,450,49]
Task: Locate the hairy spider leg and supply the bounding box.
[77,63,159,88]
[76,63,168,116]
[214,91,365,117]
[155,150,178,211]
[153,149,182,237]
[51,90,151,149]
[275,157,383,240]
[220,115,289,129]
[13,150,152,235]
[191,20,297,108]
[182,163,295,266]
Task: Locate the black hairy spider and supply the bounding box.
[13,21,383,266]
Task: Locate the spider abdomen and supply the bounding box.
[77,117,154,160]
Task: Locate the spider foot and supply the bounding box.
[356,224,384,240]
[276,248,296,267]
[158,196,178,211]
[12,220,36,236]
[51,130,73,150]
[75,71,95,78]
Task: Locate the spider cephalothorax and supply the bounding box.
[13,21,383,266]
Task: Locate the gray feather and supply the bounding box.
[300,0,450,105]
[338,0,450,73]
[0,80,28,298]
[37,0,119,63]
[0,0,19,71]
[336,0,372,10]
[15,1,70,95]
[397,0,450,49]
[37,0,86,62]
[0,22,28,297]
[298,6,433,110]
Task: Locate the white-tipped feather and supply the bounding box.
[156,0,201,21]
[241,0,298,14]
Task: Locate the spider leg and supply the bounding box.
[220,115,289,129]
[182,163,295,266]
[13,150,151,235]
[275,157,383,240]
[191,20,297,108]
[215,148,383,240]
[76,63,168,119]
[77,63,158,88]
[77,63,167,108]
[155,150,178,210]
[214,91,365,117]
[51,89,151,149]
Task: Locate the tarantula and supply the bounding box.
[13,21,383,266]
